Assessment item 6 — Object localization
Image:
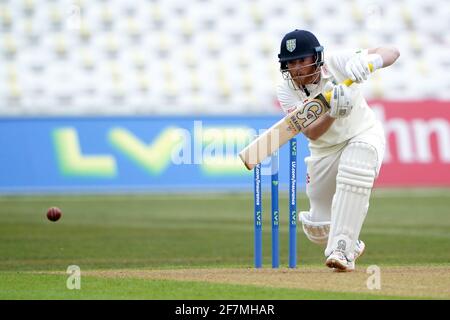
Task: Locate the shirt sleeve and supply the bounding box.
[276,82,303,115]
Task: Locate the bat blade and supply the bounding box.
[239,117,285,170]
[239,95,329,170]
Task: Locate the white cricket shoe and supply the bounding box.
[325,240,365,272]
[326,250,355,272]
[354,240,365,260]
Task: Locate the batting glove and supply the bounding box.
[329,84,353,119]
[344,54,371,83]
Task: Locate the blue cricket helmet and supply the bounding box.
[278,29,324,70]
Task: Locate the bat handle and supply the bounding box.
[324,63,374,102]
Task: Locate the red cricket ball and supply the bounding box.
[47,207,62,222]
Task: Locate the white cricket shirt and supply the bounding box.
[277,49,378,158]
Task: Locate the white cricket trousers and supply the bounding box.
[304,121,386,223]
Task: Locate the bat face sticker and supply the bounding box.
[286,95,329,132]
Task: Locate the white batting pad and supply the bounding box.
[325,142,378,260]
[299,211,330,245]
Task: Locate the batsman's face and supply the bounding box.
[287,56,320,86]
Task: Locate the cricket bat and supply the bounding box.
[239,64,374,170]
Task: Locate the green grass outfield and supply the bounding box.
[0,189,449,300]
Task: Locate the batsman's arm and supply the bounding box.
[305,63,375,140]
[301,112,335,141]
[303,48,400,141]
[368,46,400,68]
[239,64,376,170]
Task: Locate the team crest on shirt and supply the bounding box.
[286,39,296,52]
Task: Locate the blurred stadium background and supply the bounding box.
[0,0,449,192]
[0,0,449,115]
[0,0,449,300]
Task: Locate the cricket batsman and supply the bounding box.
[276,29,400,271]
